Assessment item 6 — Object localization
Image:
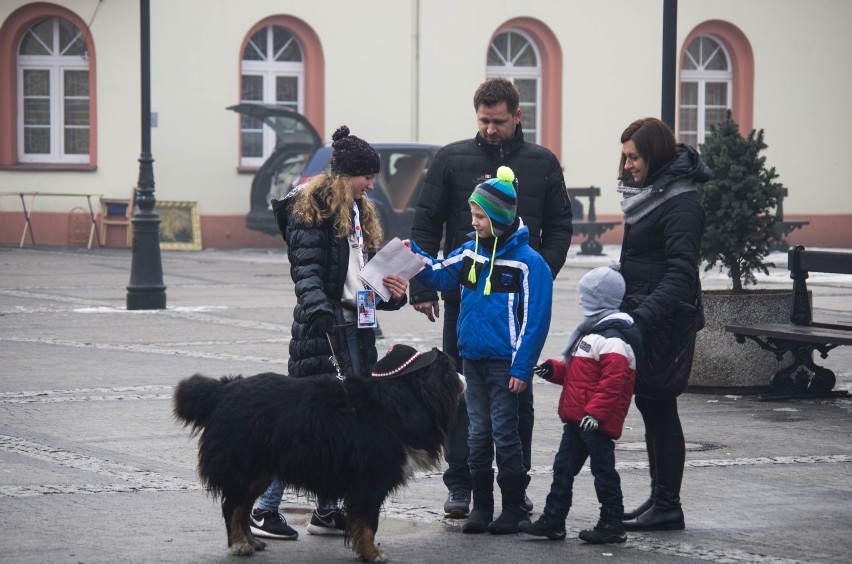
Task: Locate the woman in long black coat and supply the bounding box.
[616,117,710,532]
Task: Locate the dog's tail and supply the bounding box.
[173,374,238,435]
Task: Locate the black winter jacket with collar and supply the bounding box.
[409,124,573,304]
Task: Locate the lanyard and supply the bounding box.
[352,203,367,270]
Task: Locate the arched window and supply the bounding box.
[486,30,541,144]
[679,35,732,147]
[17,16,90,163]
[240,25,305,167]
[679,21,754,144]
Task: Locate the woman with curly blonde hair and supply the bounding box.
[254,125,409,538]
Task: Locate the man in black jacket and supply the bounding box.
[409,78,573,518]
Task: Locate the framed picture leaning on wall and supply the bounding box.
[156,200,202,250]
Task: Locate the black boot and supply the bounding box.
[522,472,534,514]
[462,469,494,534]
[623,432,685,531]
[579,516,627,544]
[624,433,656,520]
[623,497,653,520]
[622,503,684,531]
[487,472,530,534]
[518,513,566,540]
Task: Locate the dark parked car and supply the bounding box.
[228,104,439,242]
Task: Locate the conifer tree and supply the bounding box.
[699,111,784,292]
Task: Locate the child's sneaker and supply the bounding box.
[306,509,347,535]
[517,514,566,540]
[578,518,627,544]
[249,508,299,539]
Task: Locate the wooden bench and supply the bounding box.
[725,246,852,400]
[770,188,809,252]
[566,186,620,255]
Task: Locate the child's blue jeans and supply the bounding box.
[463,358,526,475]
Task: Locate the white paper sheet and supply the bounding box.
[359,237,426,302]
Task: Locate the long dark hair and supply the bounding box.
[619,117,676,186]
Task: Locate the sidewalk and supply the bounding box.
[1,244,850,563]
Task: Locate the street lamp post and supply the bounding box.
[661,0,678,130]
[126,0,166,310]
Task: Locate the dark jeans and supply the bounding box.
[464,358,525,474]
[441,300,534,491]
[543,422,623,520]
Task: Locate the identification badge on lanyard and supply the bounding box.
[352,203,375,329]
[357,290,377,328]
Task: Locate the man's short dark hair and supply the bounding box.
[473,78,520,114]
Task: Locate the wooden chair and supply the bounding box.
[98,189,135,248]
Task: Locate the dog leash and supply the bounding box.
[325,332,346,382]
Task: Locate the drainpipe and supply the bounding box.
[411,0,420,141]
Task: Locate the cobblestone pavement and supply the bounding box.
[1,245,850,563]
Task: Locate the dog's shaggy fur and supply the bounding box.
[173,349,461,563]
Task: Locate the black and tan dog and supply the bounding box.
[174,345,462,562]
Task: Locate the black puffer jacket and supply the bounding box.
[619,145,709,398]
[272,190,406,378]
[410,125,573,304]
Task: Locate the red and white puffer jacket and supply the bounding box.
[545,314,640,439]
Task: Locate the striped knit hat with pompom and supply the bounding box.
[468,166,518,237]
[467,166,518,295]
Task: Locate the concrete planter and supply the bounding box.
[690,290,794,390]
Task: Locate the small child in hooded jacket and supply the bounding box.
[520,266,642,544]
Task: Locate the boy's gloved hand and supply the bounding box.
[579,415,599,432]
[533,361,554,381]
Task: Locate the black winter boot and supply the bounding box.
[579,516,627,544]
[624,433,657,520]
[462,469,494,534]
[487,472,530,534]
[518,513,566,540]
[522,472,534,513]
[623,497,653,520]
[623,432,685,531]
[622,503,684,531]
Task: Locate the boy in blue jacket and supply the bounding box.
[405,166,552,535]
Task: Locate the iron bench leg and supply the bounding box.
[733,334,848,400]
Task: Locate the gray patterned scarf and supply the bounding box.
[618,180,697,225]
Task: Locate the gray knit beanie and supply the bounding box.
[578,266,625,317]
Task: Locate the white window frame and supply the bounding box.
[680,35,733,147]
[486,30,542,144]
[240,26,305,168]
[16,17,89,164]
